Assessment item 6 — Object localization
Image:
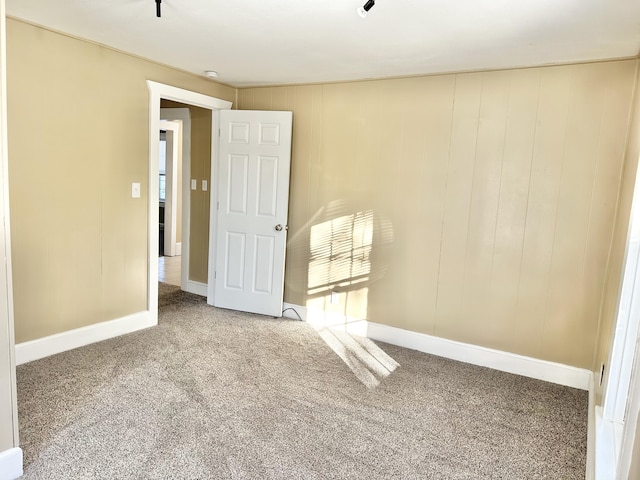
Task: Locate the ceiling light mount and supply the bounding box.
[357,0,375,18]
[204,70,219,79]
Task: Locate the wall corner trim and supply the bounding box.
[15,311,156,365]
[283,302,592,391]
[0,447,23,480]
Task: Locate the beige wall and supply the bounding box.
[594,62,640,401]
[6,18,235,343]
[239,60,637,369]
[187,106,212,283]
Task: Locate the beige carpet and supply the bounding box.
[17,283,588,479]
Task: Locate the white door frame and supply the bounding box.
[147,81,232,321]
[159,120,180,257]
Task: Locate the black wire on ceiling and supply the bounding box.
[155,0,161,18]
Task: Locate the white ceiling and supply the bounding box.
[6,0,640,87]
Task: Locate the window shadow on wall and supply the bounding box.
[286,199,396,387]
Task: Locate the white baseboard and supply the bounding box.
[0,448,23,480]
[283,302,368,336]
[185,280,207,297]
[283,302,591,391]
[175,242,182,256]
[367,322,592,390]
[283,302,307,321]
[15,311,156,365]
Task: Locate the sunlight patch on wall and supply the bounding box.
[302,202,397,387]
[308,210,374,299]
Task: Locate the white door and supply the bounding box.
[211,110,292,316]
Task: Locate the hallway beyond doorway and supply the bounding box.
[159,256,180,286]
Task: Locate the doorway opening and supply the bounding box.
[146,81,232,323]
[147,82,293,321]
[158,120,182,287]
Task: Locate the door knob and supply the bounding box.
[275,224,283,231]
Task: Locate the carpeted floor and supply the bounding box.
[17,283,588,479]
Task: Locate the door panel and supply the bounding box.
[228,155,248,214]
[224,232,246,290]
[257,156,278,216]
[212,110,292,316]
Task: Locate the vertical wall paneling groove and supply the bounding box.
[462,72,508,349]
[511,72,543,357]
[494,70,539,352]
[423,75,456,332]
[538,68,576,365]
[435,74,483,340]
[513,67,572,358]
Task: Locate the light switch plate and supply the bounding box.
[131,182,141,198]
[202,180,208,191]
[191,179,197,191]
[331,291,339,304]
